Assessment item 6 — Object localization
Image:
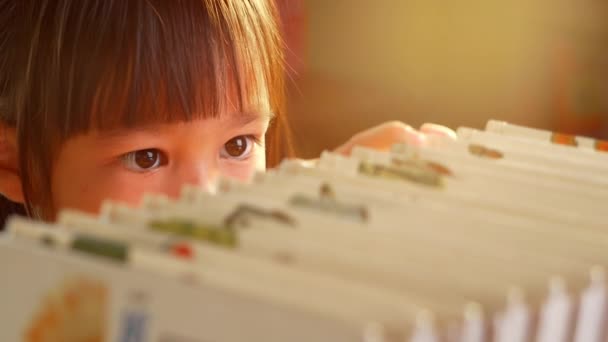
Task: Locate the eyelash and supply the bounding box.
[121,149,168,173]
[220,135,261,161]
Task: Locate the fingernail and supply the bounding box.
[404,130,426,146]
[420,123,457,140]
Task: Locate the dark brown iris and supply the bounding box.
[224,137,248,157]
[134,149,160,169]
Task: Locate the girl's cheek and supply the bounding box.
[92,172,170,207]
[53,171,163,216]
[220,164,254,182]
[221,155,264,182]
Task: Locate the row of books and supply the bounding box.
[1,120,607,342]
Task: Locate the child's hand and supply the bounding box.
[334,122,456,156]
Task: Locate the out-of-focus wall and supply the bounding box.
[286,0,608,157]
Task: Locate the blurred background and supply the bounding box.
[277,0,608,158]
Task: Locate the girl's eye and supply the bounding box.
[220,135,255,160]
[122,149,167,172]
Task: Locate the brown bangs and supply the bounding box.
[12,0,283,138]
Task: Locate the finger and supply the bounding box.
[335,122,425,155]
[420,123,457,140]
[289,158,318,168]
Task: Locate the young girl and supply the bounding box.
[0,0,453,225]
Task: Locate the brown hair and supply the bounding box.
[0,0,293,224]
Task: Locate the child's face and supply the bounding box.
[50,112,269,216]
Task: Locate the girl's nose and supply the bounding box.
[172,161,219,197]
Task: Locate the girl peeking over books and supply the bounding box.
[0,0,454,224]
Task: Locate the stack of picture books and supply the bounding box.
[2,120,608,342]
